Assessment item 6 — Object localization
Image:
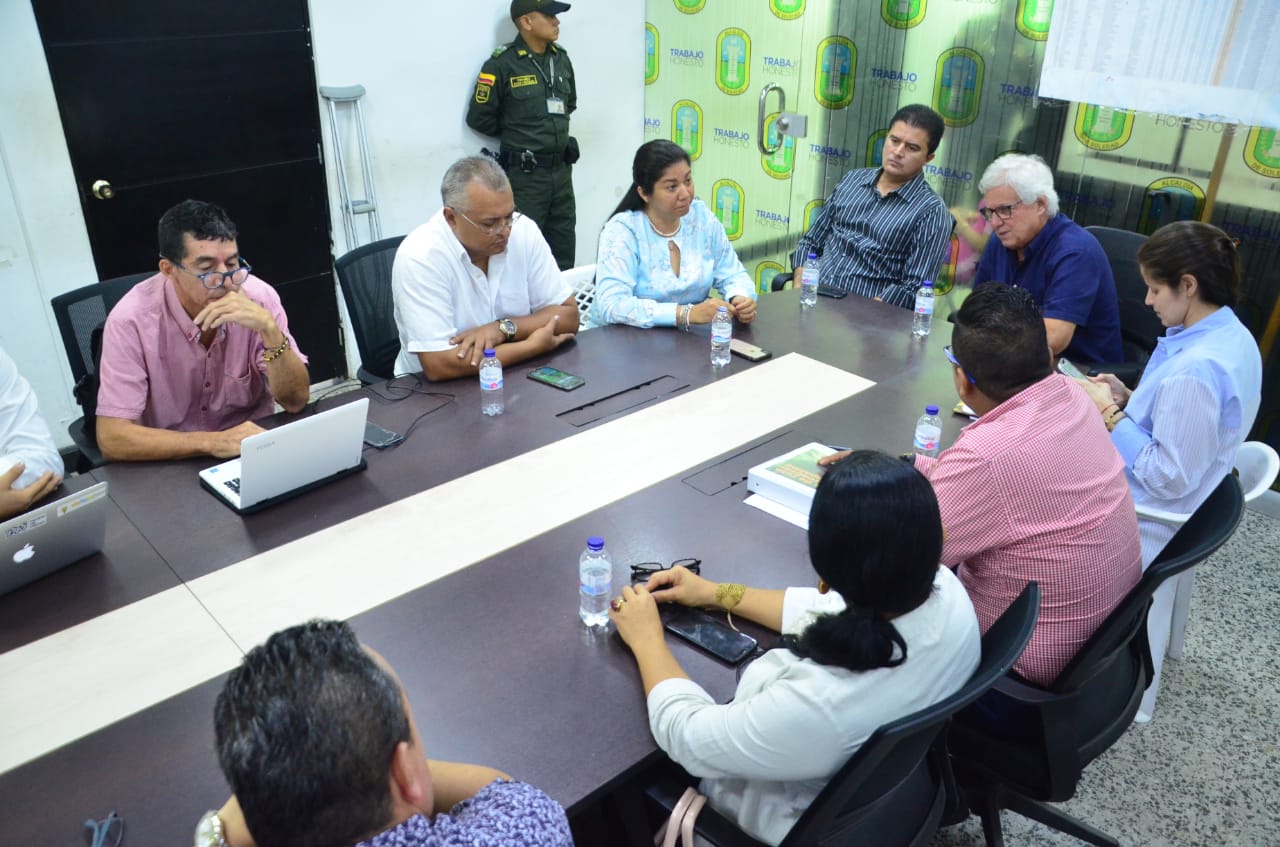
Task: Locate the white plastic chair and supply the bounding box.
[1235,441,1280,502]
[561,264,597,331]
[1135,443,1279,721]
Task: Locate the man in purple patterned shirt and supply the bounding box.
[194,619,571,847]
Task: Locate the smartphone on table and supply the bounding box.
[664,606,758,664]
[527,366,585,391]
[729,338,772,362]
[363,421,404,449]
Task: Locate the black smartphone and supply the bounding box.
[363,421,404,449]
[729,337,772,362]
[816,284,848,299]
[527,366,585,391]
[664,606,758,664]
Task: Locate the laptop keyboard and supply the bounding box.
[223,478,242,494]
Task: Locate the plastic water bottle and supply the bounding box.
[912,281,935,337]
[799,252,820,308]
[479,349,504,416]
[914,405,942,457]
[579,536,612,627]
[711,306,732,367]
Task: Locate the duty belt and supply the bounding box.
[500,147,564,172]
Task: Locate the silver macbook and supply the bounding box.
[199,398,369,514]
[0,481,109,596]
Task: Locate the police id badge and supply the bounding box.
[546,97,566,115]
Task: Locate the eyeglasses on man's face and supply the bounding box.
[630,558,701,581]
[452,208,522,236]
[173,260,252,290]
[978,201,1022,223]
[944,345,976,385]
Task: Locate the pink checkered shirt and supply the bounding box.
[916,374,1142,686]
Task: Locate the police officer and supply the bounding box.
[467,0,578,270]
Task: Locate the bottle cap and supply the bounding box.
[922,280,933,288]
[925,405,939,415]
[716,306,728,313]
[483,348,496,357]
[807,251,818,260]
[587,536,605,551]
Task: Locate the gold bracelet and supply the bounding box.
[1104,409,1126,432]
[262,336,291,363]
[715,582,746,631]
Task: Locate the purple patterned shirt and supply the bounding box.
[356,781,571,847]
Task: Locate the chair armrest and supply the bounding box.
[1133,503,1191,526]
[771,271,794,292]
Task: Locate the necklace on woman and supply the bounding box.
[647,214,681,239]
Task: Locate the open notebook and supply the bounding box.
[199,398,369,514]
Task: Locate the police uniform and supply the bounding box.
[467,23,577,270]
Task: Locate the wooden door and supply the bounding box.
[31,0,344,380]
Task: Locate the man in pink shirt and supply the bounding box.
[96,200,310,461]
[918,284,1141,686]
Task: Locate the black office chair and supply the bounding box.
[948,474,1244,847]
[647,582,1041,847]
[1083,226,1164,387]
[50,271,151,469]
[334,235,405,384]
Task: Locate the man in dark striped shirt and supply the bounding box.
[793,104,953,308]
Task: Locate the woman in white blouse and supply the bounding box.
[591,139,757,329]
[609,451,981,845]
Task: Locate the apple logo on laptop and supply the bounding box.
[13,543,35,564]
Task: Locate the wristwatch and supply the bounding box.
[498,318,517,342]
[194,810,230,847]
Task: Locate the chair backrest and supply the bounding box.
[782,583,1040,846]
[562,264,597,329]
[1085,226,1163,366]
[49,272,151,384]
[1235,441,1280,501]
[1055,473,1244,693]
[334,235,405,381]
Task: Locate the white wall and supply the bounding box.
[0,0,644,451]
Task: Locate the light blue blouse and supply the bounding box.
[1110,306,1262,563]
[592,198,755,328]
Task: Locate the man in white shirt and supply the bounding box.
[0,346,64,519]
[392,156,579,381]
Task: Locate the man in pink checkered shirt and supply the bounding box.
[916,284,1141,687]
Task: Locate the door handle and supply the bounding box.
[758,84,784,155]
[91,180,115,200]
[757,84,809,155]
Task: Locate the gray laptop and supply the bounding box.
[0,481,109,596]
[199,398,369,514]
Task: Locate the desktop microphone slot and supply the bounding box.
[556,375,689,427]
[681,431,801,496]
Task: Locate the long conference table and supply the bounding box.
[0,290,967,845]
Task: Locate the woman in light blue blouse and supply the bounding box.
[592,140,757,329]
[1082,221,1261,721]
[1082,221,1261,564]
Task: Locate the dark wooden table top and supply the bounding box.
[0,290,966,845]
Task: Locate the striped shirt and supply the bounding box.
[1111,306,1262,565]
[915,374,1142,686]
[793,168,953,308]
